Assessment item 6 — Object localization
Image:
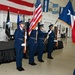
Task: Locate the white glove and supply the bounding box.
[48,31,52,34]
[21,43,26,46]
[54,40,58,42]
[35,27,38,30]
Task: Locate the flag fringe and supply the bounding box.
[58,19,72,28]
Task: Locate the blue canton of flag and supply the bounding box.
[58,1,74,26]
[59,7,64,17]
[35,0,41,8]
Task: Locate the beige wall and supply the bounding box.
[50,0,68,7]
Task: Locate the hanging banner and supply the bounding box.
[43,0,49,12]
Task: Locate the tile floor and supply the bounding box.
[0,38,75,75]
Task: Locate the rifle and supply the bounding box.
[54,26,58,47]
[43,30,52,43]
[23,26,27,53]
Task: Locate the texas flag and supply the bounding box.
[71,15,75,43]
[58,1,75,43]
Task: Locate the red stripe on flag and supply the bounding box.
[28,4,42,34]
[32,15,42,29]
[34,5,42,14]
[29,15,42,32]
[72,19,75,43]
[8,0,34,7]
[0,4,33,15]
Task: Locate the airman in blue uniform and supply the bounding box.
[28,28,37,66]
[47,24,55,59]
[14,21,25,71]
[38,24,47,62]
[73,69,75,75]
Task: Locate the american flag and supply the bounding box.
[28,0,42,34]
[0,0,34,15]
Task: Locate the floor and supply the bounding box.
[0,38,75,75]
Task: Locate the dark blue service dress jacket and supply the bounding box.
[14,28,24,49]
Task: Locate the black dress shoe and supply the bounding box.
[48,56,53,59]
[29,63,37,66]
[20,67,25,71]
[17,67,22,71]
[38,59,44,62]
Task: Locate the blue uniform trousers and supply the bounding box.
[73,69,75,75]
[38,39,44,60]
[28,38,37,64]
[47,41,54,58]
[15,47,23,68]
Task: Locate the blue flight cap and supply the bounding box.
[49,24,53,27]
[39,24,44,27]
[18,20,25,25]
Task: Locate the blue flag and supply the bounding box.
[17,14,20,28]
[43,0,49,12]
[5,8,10,37]
[58,1,74,26]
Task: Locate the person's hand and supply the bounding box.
[54,40,58,42]
[21,43,26,46]
[23,48,26,54]
[35,27,38,30]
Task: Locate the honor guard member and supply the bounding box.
[38,24,47,62]
[47,24,55,59]
[28,27,38,66]
[14,21,26,71]
[73,69,75,75]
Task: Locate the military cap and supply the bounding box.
[49,24,53,27]
[39,24,44,27]
[18,20,25,25]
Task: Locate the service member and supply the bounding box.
[73,69,75,75]
[47,24,55,59]
[38,24,47,62]
[14,21,26,71]
[28,27,38,66]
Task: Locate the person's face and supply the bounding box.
[20,24,24,29]
[49,26,53,30]
[40,26,44,30]
[28,19,31,23]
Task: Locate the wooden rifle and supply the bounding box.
[23,26,27,53]
[43,30,52,43]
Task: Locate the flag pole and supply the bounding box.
[54,19,59,47]
[35,24,38,43]
[24,26,27,53]
[23,15,27,53]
